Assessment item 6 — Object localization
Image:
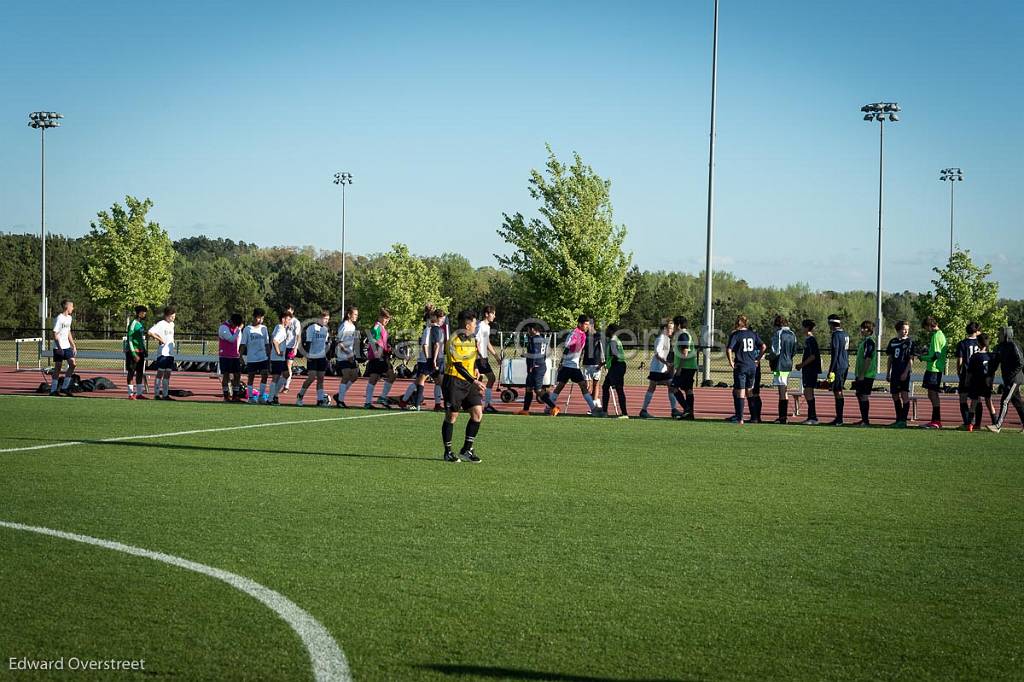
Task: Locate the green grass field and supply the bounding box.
[1,395,1022,681]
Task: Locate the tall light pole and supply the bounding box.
[861,101,899,355]
[28,111,63,334]
[333,171,353,311]
[940,167,963,260]
[700,0,720,385]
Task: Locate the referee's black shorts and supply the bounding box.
[441,375,483,413]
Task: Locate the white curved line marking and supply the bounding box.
[0,409,416,453]
[0,520,352,682]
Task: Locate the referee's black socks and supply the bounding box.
[441,420,454,452]
[462,419,481,453]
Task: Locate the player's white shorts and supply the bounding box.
[582,364,603,382]
[772,371,790,387]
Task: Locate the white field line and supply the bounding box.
[0,520,351,682]
[0,409,417,454]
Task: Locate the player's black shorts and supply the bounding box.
[854,378,875,396]
[889,377,910,394]
[219,357,240,374]
[671,368,696,391]
[957,374,970,395]
[154,356,175,371]
[829,368,848,391]
[307,357,328,373]
[125,350,147,372]
[647,371,672,383]
[335,359,358,373]
[246,359,270,373]
[604,361,626,387]
[365,359,391,376]
[271,360,288,375]
[922,371,942,391]
[733,366,756,390]
[526,365,547,391]
[475,358,494,376]
[53,347,76,363]
[442,375,482,412]
[967,379,993,400]
[415,361,438,378]
[802,370,819,389]
[557,367,585,384]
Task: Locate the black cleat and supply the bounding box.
[443,451,460,463]
[459,448,481,463]
[483,404,499,414]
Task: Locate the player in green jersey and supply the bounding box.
[124,305,149,399]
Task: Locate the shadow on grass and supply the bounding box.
[415,664,701,682]
[0,436,437,463]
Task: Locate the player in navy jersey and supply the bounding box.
[767,316,797,424]
[964,333,995,432]
[885,321,914,427]
[518,322,558,414]
[825,314,849,426]
[726,315,766,425]
[955,322,981,427]
[795,319,821,425]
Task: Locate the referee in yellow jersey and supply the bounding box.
[441,310,488,463]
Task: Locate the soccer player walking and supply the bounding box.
[518,323,558,415]
[639,319,675,419]
[795,319,821,425]
[268,310,292,405]
[476,305,500,413]
[549,316,601,416]
[124,305,148,400]
[767,316,797,424]
[919,316,948,429]
[885,321,914,428]
[50,299,77,396]
[440,310,488,463]
[853,320,878,426]
[965,333,995,432]
[825,314,850,426]
[955,322,981,428]
[283,305,301,393]
[295,309,331,407]
[400,306,440,410]
[726,315,765,425]
[364,308,396,409]
[241,308,271,403]
[218,313,244,402]
[147,306,177,400]
[986,326,1024,433]
[582,318,605,414]
[671,316,699,420]
[602,323,629,418]
[333,305,360,408]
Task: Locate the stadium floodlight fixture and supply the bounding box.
[861,101,900,356]
[333,171,354,310]
[940,167,964,259]
[28,110,63,335]
[700,0,720,386]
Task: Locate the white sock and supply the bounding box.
[153,377,163,395]
[338,382,351,401]
[162,376,171,397]
[485,388,493,405]
[669,392,678,412]
[62,376,73,390]
[127,383,135,396]
[403,384,416,400]
[381,381,392,398]
[434,384,442,402]
[269,379,280,400]
[584,393,596,410]
[642,390,654,410]
[365,383,375,404]
[50,377,58,393]
[259,379,267,395]
[285,373,293,389]
[317,389,325,401]
[136,383,144,395]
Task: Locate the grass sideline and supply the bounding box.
[1,395,1022,681]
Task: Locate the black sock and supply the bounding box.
[686,394,694,415]
[543,391,557,409]
[932,404,941,423]
[902,403,911,422]
[616,386,627,415]
[750,396,762,421]
[835,395,845,422]
[462,419,481,452]
[779,399,788,422]
[602,385,611,411]
[807,400,817,420]
[734,395,744,421]
[523,390,533,411]
[441,420,454,452]
[959,401,970,425]
[415,385,424,407]
[974,404,983,427]
[859,399,870,423]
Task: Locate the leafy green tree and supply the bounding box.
[912,249,1008,348]
[267,253,341,320]
[497,146,634,328]
[82,197,174,324]
[354,243,448,333]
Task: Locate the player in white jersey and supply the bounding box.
[433,311,450,411]
[283,305,301,392]
[267,310,293,405]
[50,299,77,396]
[295,309,331,406]
[333,306,361,408]
[241,307,271,403]
[548,315,600,416]
[476,305,500,413]
[639,319,676,418]
[400,305,443,410]
[147,306,177,400]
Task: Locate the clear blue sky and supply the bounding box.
[2,0,1022,296]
